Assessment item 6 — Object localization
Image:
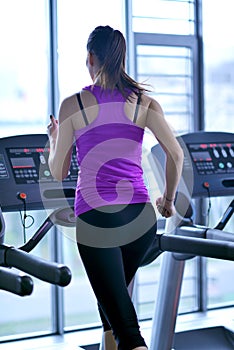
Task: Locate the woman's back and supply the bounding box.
[74,85,150,216]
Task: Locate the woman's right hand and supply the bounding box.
[47,114,58,141]
[156,196,176,218]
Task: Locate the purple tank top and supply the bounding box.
[74,85,150,216]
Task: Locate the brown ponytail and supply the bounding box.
[86,26,149,98]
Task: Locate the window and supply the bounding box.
[203,0,234,133]
[136,44,194,134]
[0,0,50,138]
[132,0,195,35]
[203,0,234,309]
[0,0,52,339]
[57,0,125,102]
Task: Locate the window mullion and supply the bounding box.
[48,0,59,117]
[48,0,64,335]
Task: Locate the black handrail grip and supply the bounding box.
[4,247,72,287]
[0,267,33,296]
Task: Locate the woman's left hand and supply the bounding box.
[156,196,176,218]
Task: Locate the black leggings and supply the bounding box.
[77,203,157,350]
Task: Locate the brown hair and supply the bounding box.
[87,25,149,98]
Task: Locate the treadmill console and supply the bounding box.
[0,134,78,212]
[4,146,78,185]
[151,131,234,198]
[188,142,234,176]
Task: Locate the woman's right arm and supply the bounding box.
[146,98,184,217]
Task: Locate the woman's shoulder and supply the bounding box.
[141,93,163,113]
[60,87,94,109]
[140,93,158,109]
[58,89,87,123]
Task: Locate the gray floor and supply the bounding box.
[174,326,234,349]
[1,308,234,350]
[0,337,86,350]
[0,327,102,350]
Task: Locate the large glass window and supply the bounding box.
[203,0,234,133]
[57,0,125,102]
[202,0,234,309]
[0,0,49,137]
[0,0,52,340]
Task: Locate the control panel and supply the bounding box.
[4,146,78,185]
[151,131,234,198]
[188,142,234,175]
[0,134,78,212]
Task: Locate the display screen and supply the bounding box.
[191,151,211,162]
[10,157,36,168]
[6,146,78,185]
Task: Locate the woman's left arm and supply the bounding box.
[47,98,74,181]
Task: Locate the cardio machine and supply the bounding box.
[0,134,78,296]
[148,131,234,350]
[0,134,89,349]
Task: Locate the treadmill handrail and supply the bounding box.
[214,199,234,230]
[1,244,72,287]
[159,233,234,261]
[0,266,33,296]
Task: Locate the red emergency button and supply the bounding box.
[17,192,27,200]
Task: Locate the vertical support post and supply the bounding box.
[150,252,185,350]
[150,214,186,350]
[195,198,208,312]
[51,226,65,335]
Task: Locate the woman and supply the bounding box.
[47,25,183,350]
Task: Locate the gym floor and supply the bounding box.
[1,308,234,350]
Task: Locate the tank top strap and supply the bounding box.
[76,92,89,126]
[133,92,142,123]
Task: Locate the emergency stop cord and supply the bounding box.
[203,182,212,226]
[17,192,35,243]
